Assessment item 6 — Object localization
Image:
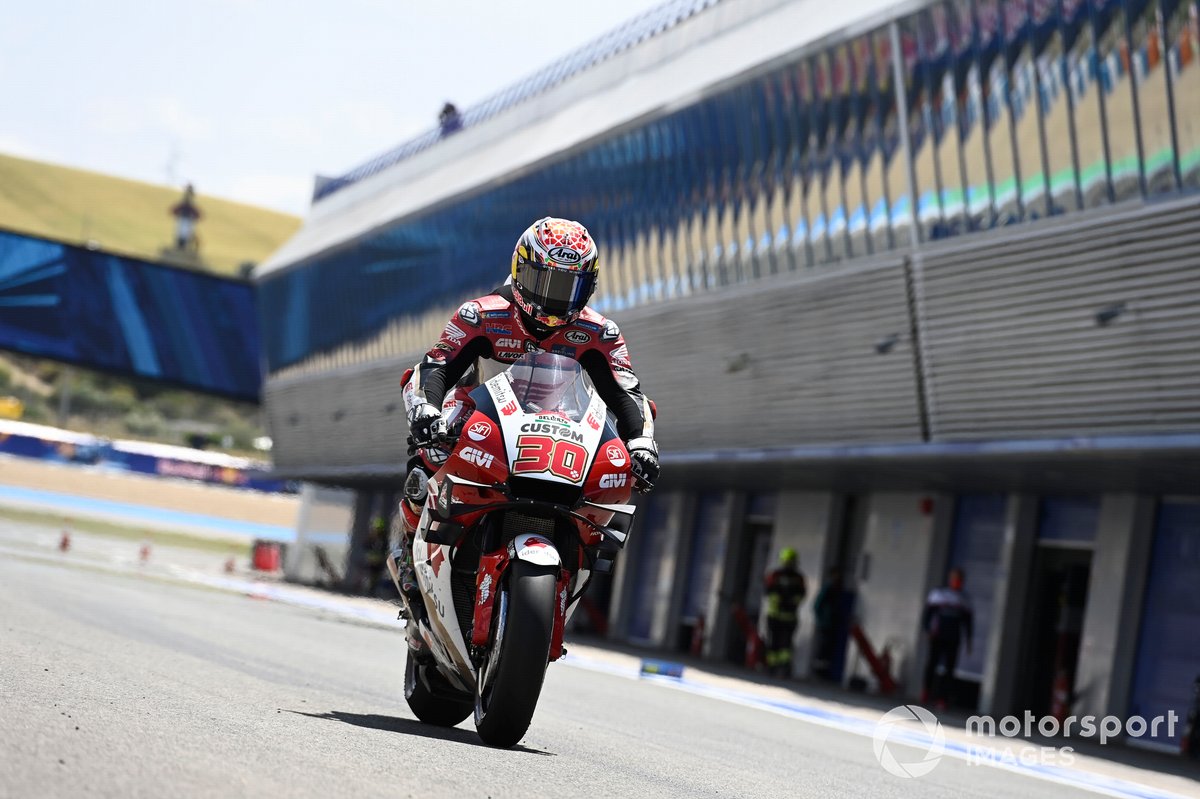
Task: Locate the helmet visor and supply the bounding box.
[515,261,596,318]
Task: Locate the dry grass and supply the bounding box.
[0,153,301,275]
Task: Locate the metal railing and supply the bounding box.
[312,0,724,202]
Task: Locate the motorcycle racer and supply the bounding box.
[395,217,659,612]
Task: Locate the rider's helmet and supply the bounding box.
[779,547,798,567]
[511,217,599,328]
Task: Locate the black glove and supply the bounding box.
[626,437,659,493]
[407,403,447,449]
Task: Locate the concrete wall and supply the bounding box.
[697,492,740,660]
[1074,494,1156,719]
[980,494,1039,716]
[284,484,355,583]
[849,492,943,694]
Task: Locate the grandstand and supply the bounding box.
[256,0,1199,745]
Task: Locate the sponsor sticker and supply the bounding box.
[459,302,481,326]
[467,421,492,441]
[610,344,631,367]
[548,246,581,264]
[444,321,467,344]
[565,330,591,345]
[486,325,513,335]
[478,574,492,604]
[550,345,577,357]
[483,310,509,319]
[585,412,601,431]
[606,444,627,467]
[515,535,559,566]
[519,421,585,443]
[495,338,522,349]
[500,401,518,416]
[460,447,495,469]
[599,473,627,489]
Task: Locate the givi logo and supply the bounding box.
[461,447,495,468]
[599,473,627,489]
[467,421,492,441]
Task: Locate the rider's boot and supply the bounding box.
[397,468,429,623]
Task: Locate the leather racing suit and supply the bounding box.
[398,283,657,537]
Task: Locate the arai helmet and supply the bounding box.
[510,217,599,327]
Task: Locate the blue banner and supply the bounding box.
[0,228,261,401]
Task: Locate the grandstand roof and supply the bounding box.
[312,0,728,203]
[260,0,899,278]
[0,153,301,275]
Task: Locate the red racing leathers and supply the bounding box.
[399,284,656,532]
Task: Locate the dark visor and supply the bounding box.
[515,261,596,317]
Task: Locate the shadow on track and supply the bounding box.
[284,710,555,756]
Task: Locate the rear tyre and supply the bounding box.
[404,650,473,727]
[474,559,557,748]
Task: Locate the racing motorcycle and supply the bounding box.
[387,352,636,748]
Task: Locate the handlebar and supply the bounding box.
[406,421,464,456]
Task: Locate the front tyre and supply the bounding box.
[474,559,557,747]
[404,649,473,727]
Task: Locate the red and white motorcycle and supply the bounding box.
[388,352,636,747]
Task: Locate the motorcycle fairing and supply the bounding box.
[485,372,608,487]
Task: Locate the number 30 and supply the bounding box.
[514,435,588,481]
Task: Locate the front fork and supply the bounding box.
[472,547,570,663]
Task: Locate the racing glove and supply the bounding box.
[407,403,447,449]
[626,437,659,493]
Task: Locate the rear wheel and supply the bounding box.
[474,559,557,747]
[404,650,473,727]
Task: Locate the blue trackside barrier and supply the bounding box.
[640,659,686,679]
[0,419,295,494]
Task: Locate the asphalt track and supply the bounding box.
[2,536,1196,798]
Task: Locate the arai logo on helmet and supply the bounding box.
[548,246,582,265]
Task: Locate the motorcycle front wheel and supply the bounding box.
[474,559,557,747]
[404,649,473,727]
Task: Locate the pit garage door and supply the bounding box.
[1130,498,1200,750]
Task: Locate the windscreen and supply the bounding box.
[503,352,592,422]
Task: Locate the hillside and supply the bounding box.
[0,153,301,275]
